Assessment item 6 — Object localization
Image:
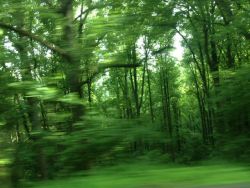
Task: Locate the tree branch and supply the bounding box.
[80,63,141,86]
[74,8,91,22]
[98,63,141,69]
[152,45,173,55]
[73,4,104,22]
[80,44,171,86]
[0,22,70,58]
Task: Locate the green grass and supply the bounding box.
[0,158,11,166]
[33,162,250,188]
[0,157,11,188]
[0,153,10,176]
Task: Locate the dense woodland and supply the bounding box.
[0,0,249,187]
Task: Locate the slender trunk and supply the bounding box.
[144,39,154,122]
[191,66,208,143]
[146,63,154,122]
[124,69,132,118]
[40,101,48,130]
[87,80,92,104]
[163,70,172,137]
[139,55,146,115]
[132,46,140,116]
[15,94,30,138]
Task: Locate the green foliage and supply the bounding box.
[177,129,210,163]
[0,0,249,186]
[11,114,166,179]
[215,65,250,161]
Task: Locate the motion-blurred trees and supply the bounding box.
[0,0,249,185]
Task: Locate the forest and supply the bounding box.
[0,0,249,188]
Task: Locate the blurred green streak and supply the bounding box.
[32,162,250,188]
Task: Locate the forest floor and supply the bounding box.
[0,153,11,188]
[30,161,250,188]
[1,154,250,188]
